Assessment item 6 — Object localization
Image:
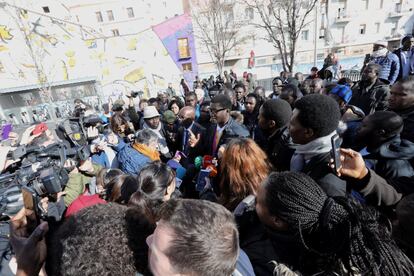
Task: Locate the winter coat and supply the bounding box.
[363,135,414,179]
[367,51,400,85]
[63,163,102,207]
[234,196,301,276]
[302,152,347,197]
[349,79,390,115]
[112,139,151,175]
[260,126,295,171]
[396,106,414,143]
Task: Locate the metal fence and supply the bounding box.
[256,69,361,92]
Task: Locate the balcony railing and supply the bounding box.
[335,8,351,23]
[389,3,408,17]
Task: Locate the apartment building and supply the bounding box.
[190,0,414,79]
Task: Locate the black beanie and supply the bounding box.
[261,99,292,128]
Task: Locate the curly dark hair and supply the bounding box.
[46,203,155,276]
[294,94,341,137]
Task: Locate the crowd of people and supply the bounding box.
[1,35,414,276]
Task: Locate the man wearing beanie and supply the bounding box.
[394,35,414,81]
[329,84,353,109]
[258,99,294,171]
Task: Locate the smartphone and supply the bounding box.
[1,124,12,140]
[21,186,40,226]
[174,150,187,159]
[331,134,342,173]
[196,169,211,192]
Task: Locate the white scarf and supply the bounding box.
[290,131,337,172]
[371,48,388,58]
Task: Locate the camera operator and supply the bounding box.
[63,158,103,207]
[125,90,142,131]
[73,99,91,117]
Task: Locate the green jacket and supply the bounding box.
[64,164,102,207]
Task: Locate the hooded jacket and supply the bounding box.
[364,135,414,179]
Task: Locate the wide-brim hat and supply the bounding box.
[143,106,160,119]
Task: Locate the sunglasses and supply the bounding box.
[209,108,226,114]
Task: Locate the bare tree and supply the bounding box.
[190,0,248,75]
[244,0,317,72]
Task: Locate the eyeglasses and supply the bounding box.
[209,108,226,114]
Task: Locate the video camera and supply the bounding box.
[0,142,90,219]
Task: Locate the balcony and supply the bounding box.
[334,9,351,24]
[388,4,410,18]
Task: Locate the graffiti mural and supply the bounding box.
[0,6,189,102]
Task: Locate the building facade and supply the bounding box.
[190,0,414,80]
[0,0,197,124]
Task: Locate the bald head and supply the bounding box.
[179,106,196,121]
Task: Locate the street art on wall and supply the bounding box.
[0,7,190,101]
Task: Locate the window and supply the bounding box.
[178,38,191,59]
[42,6,50,13]
[319,28,325,39]
[107,10,114,21]
[112,29,120,36]
[245,7,254,20]
[163,1,167,7]
[391,22,398,36]
[182,63,192,72]
[127,7,134,18]
[340,26,345,43]
[301,30,309,41]
[380,0,384,9]
[375,22,380,33]
[362,0,369,10]
[96,11,103,22]
[359,24,366,35]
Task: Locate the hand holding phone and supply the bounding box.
[1,124,12,140]
[330,134,342,173]
[196,169,211,192]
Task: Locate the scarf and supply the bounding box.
[132,143,160,161]
[290,131,336,172]
[371,48,388,58]
[142,122,170,155]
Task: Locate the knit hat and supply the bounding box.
[330,84,353,104]
[143,106,160,119]
[261,99,292,127]
[163,110,176,124]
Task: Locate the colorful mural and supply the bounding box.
[0,7,194,100]
[153,13,198,89]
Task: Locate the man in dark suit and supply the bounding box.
[176,106,206,164]
[205,94,250,157]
